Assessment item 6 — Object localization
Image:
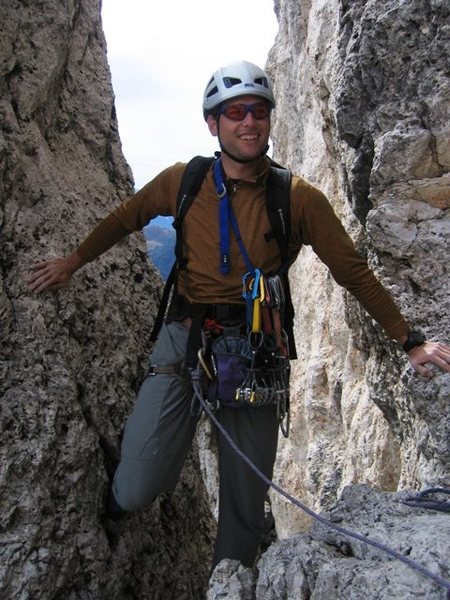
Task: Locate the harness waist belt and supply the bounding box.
[167,295,246,369]
[208,304,246,323]
[168,295,246,325]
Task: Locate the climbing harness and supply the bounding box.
[194,318,291,437]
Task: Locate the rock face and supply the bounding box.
[207,485,450,599]
[0,1,214,599]
[266,0,450,539]
[2,0,450,599]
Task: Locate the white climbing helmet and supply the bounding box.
[202,60,275,120]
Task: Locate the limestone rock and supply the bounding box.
[2,0,450,597]
[267,0,450,538]
[0,1,214,599]
[207,560,255,600]
[208,486,450,599]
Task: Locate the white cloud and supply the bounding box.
[101,0,278,188]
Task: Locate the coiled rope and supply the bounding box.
[191,374,450,598]
[403,488,450,514]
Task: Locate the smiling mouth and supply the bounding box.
[239,134,258,141]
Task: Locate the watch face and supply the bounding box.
[410,332,426,344]
[403,331,426,352]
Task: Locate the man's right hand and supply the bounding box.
[27,252,82,293]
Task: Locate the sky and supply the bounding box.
[101,1,279,190]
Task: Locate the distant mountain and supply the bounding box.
[144,221,175,280]
[151,215,174,229]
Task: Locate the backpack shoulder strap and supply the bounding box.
[265,162,292,268]
[265,162,297,359]
[173,155,215,267]
[150,156,214,342]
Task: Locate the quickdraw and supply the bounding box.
[243,271,288,356]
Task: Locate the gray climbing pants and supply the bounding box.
[111,320,279,568]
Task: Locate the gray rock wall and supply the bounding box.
[267,0,450,536]
[207,486,450,599]
[0,1,214,598]
[2,0,449,598]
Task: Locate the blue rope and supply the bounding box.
[403,488,450,514]
[192,377,450,598]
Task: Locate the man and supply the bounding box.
[28,61,450,569]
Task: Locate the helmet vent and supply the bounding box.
[206,85,219,99]
[223,76,242,89]
[255,77,269,89]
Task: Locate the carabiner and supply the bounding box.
[248,330,264,350]
[251,268,261,300]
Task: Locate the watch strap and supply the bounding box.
[402,330,426,353]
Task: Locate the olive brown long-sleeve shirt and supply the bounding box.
[76,158,409,341]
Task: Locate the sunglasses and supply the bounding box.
[219,102,272,121]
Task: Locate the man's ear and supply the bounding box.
[206,114,218,137]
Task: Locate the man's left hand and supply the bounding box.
[407,341,450,378]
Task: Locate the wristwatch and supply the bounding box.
[402,330,426,353]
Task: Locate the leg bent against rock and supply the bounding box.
[110,321,198,512]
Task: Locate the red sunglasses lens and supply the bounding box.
[222,102,270,121]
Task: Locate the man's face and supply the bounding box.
[207,95,271,163]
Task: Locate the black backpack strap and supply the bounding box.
[265,164,297,360]
[150,261,177,342]
[265,164,292,267]
[282,273,296,359]
[150,156,214,343]
[173,156,215,268]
